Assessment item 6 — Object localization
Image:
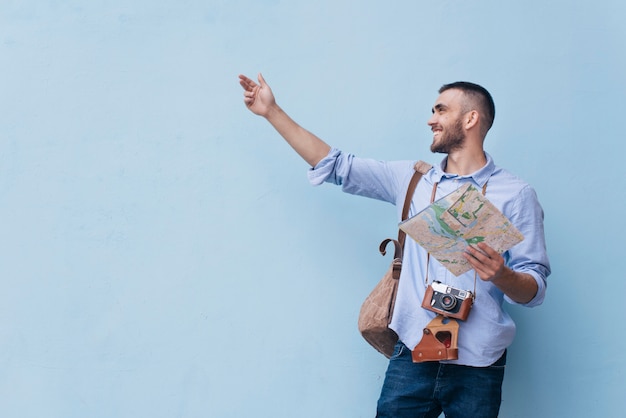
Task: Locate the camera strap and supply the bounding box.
[424,181,488,299]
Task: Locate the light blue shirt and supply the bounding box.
[308,148,551,367]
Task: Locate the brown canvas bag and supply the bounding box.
[357,161,432,357]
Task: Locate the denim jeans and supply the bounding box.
[376,342,506,418]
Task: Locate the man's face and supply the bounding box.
[427,89,467,154]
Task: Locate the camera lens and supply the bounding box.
[440,295,457,310]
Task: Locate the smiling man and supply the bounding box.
[239,73,550,417]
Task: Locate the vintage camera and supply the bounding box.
[422,281,473,321]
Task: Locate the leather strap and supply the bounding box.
[379,161,432,280]
[399,161,432,248]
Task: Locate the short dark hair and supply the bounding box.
[439,81,495,134]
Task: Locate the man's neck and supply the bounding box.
[444,148,487,176]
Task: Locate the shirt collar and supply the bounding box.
[431,152,496,188]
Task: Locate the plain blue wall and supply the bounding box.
[1,1,625,417]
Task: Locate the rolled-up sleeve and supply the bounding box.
[307,147,415,205]
[307,148,351,186]
[504,186,551,307]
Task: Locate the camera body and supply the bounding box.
[422,281,473,321]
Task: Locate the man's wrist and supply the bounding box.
[492,268,538,304]
[264,103,282,121]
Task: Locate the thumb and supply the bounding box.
[258,72,268,87]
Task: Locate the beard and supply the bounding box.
[430,118,465,154]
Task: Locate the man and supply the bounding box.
[239,73,550,417]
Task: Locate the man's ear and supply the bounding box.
[464,110,480,130]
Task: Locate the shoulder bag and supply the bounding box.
[357,161,432,357]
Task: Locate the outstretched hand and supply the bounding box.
[239,73,276,117]
[237,71,331,167]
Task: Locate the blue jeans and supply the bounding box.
[376,342,506,418]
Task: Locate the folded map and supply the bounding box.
[399,183,524,276]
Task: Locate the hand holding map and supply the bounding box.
[399,184,524,276]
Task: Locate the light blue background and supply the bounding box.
[1,1,624,417]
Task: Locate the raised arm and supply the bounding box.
[239,73,331,167]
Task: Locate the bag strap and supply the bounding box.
[400,161,432,247]
[379,161,432,279]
